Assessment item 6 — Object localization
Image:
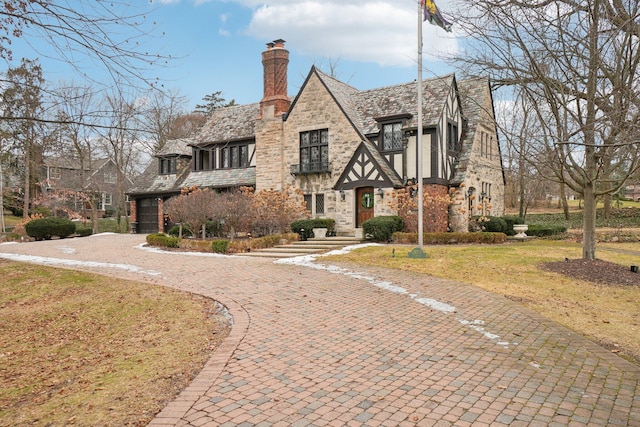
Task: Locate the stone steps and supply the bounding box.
[237,237,364,258]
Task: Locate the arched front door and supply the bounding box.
[356,187,374,227]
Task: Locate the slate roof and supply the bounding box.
[195,103,260,145]
[126,161,188,196]
[181,168,256,189]
[313,68,456,136]
[157,138,193,157]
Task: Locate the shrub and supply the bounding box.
[211,240,229,253]
[33,206,52,217]
[393,231,507,244]
[527,224,567,237]
[290,219,336,239]
[471,216,508,233]
[362,216,404,241]
[501,216,524,236]
[146,233,179,248]
[167,224,193,238]
[75,224,93,237]
[25,217,76,240]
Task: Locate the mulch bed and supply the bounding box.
[541,259,640,286]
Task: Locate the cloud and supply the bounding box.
[241,1,458,67]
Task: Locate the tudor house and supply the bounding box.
[127,39,504,235]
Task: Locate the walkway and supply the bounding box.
[0,234,638,426]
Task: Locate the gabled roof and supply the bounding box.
[195,103,260,145]
[308,68,456,137]
[42,156,101,171]
[334,142,404,190]
[157,138,193,157]
[451,76,503,185]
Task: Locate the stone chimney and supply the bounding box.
[260,39,290,119]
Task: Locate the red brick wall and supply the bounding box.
[423,184,450,233]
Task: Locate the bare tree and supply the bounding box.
[98,87,144,229]
[0,1,169,90]
[454,0,640,259]
[140,88,188,154]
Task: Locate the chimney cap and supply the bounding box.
[267,39,286,49]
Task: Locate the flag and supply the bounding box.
[423,0,452,32]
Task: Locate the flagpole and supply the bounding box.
[417,0,424,249]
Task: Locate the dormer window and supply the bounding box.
[160,157,176,175]
[382,122,403,152]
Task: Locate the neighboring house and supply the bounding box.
[127,39,505,235]
[624,183,640,201]
[39,156,129,217]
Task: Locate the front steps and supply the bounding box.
[238,236,364,258]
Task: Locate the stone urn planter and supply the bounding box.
[513,224,529,238]
[312,228,328,239]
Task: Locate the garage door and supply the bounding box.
[137,198,159,234]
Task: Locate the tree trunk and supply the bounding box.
[559,184,570,220]
[582,185,597,260]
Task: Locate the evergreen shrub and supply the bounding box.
[146,233,179,248]
[25,217,76,240]
[362,216,404,241]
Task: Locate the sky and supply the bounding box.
[7,0,461,112]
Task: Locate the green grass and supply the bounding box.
[324,240,640,364]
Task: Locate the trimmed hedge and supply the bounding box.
[25,217,76,240]
[393,231,507,244]
[526,224,567,237]
[74,224,93,237]
[146,233,179,248]
[362,216,404,241]
[228,233,299,253]
[290,218,336,239]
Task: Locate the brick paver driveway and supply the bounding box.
[1,234,638,426]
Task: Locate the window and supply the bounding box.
[104,171,117,183]
[382,123,403,151]
[49,167,61,179]
[447,122,458,151]
[160,158,176,175]
[300,129,329,173]
[98,193,113,210]
[304,194,312,213]
[220,144,250,169]
[315,194,325,214]
[198,149,214,170]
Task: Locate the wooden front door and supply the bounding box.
[356,187,375,227]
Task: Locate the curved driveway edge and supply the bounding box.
[0,234,639,427]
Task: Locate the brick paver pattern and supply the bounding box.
[1,234,638,427]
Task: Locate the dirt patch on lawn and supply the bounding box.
[541,259,640,287]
